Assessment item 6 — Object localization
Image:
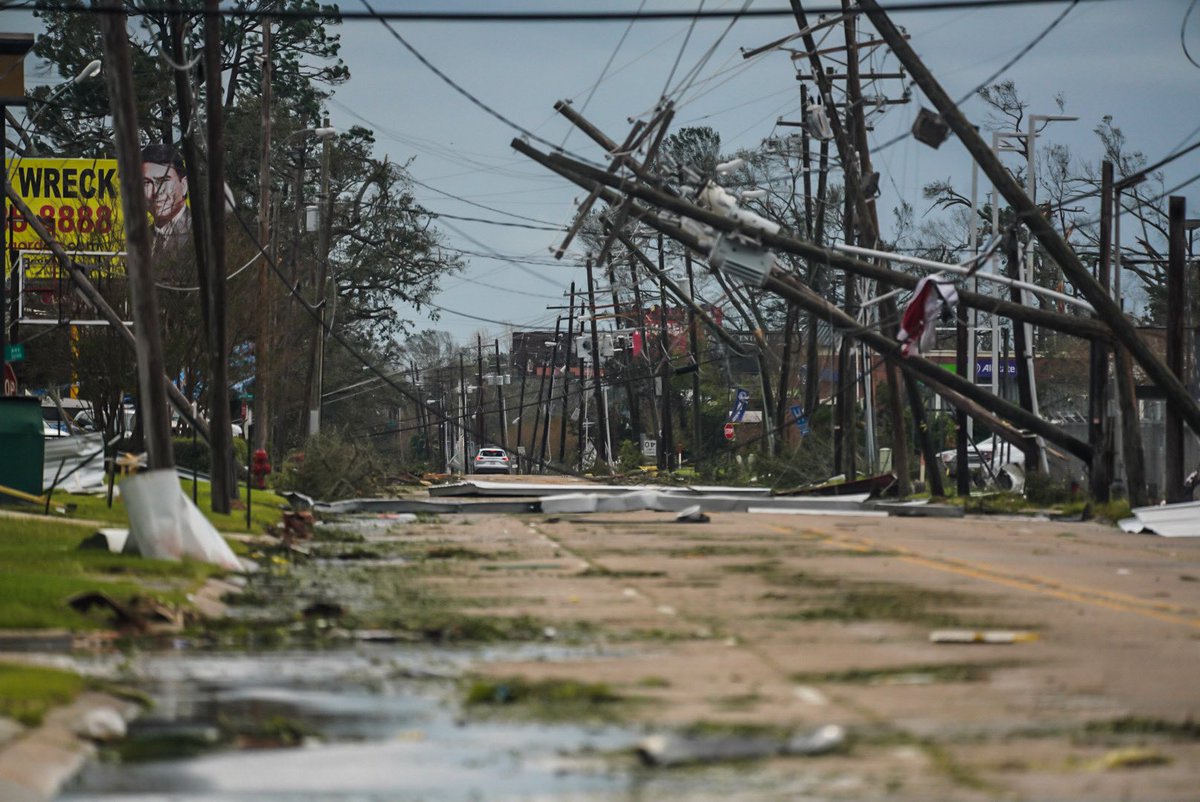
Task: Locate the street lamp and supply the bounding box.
[23,59,103,153]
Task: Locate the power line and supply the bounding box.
[18,0,1119,23]
[872,0,1081,155]
[357,0,569,155]
[430,211,566,231]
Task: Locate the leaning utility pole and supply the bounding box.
[98,0,173,469]
[255,12,272,455]
[860,0,1200,442]
[204,0,234,510]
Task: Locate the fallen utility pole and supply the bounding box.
[859,0,1200,441]
[2,181,210,442]
[522,144,1112,344]
[512,140,1092,461]
[98,0,173,470]
[551,161,1093,464]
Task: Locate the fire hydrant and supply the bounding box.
[251,448,272,490]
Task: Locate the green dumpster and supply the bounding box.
[0,397,45,497]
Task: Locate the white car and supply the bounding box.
[473,448,513,475]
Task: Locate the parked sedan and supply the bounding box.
[473,448,513,475]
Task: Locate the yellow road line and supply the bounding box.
[765,522,1200,630]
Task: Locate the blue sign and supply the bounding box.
[728,387,750,422]
[976,358,1018,381]
[790,404,810,436]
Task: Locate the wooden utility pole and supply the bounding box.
[458,353,468,472]
[609,256,642,443]
[1003,230,1041,470]
[204,0,233,509]
[255,13,272,454]
[559,283,576,465]
[494,338,508,450]
[539,317,561,469]
[585,258,607,464]
[475,334,485,447]
[306,117,333,437]
[686,254,703,462]
[905,376,945,496]
[1166,196,1187,502]
[657,235,675,470]
[514,349,528,471]
[98,0,173,469]
[576,309,588,469]
[955,304,970,496]
[1088,161,1113,502]
[201,0,234,511]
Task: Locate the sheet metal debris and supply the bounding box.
[1119,501,1200,537]
[541,491,871,515]
[637,724,845,767]
[43,432,108,494]
[428,480,773,499]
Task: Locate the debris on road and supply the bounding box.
[929,629,1039,644]
[636,724,846,767]
[1119,501,1200,537]
[674,505,709,523]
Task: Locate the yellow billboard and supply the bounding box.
[5,157,126,278]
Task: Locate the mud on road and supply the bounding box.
[293,507,1200,801]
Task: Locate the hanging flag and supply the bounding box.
[790,404,810,436]
[728,388,750,422]
[897,275,959,358]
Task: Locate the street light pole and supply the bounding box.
[20,58,101,156]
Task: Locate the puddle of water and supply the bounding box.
[60,646,638,802]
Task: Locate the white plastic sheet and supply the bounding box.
[121,469,241,569]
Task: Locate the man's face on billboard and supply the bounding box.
[142,161,187,226]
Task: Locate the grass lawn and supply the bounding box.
[0,662,87,726]
[0,514,226,630]
[4,478,288,535]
